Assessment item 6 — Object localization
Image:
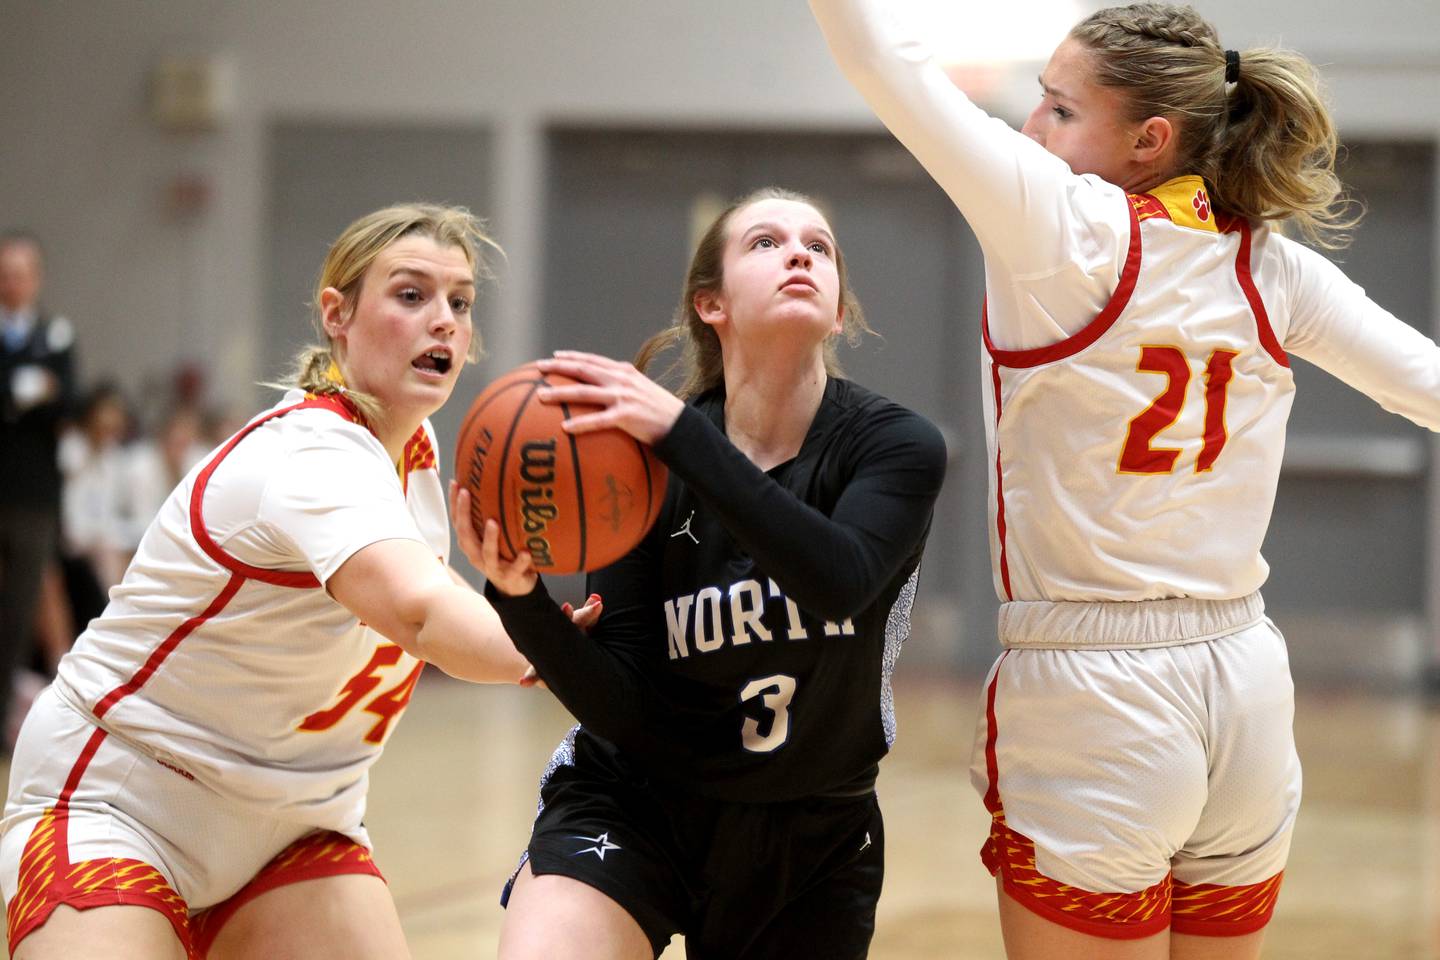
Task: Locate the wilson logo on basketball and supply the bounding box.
[518,439,560,567]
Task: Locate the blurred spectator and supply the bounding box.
[7,566,74,748]
[31,564,75,674]
[0,231,76,749]
[124,404,208,544]
[58,384,133,629]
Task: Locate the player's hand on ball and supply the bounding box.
[536,351,684,445]
[449,482,485,567]
[452,483,539,595]
[478,518,539,597]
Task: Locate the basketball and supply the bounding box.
[454,362,668,574]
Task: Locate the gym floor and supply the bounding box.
[367,667,1440,959]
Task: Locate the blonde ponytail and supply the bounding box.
[1072,3,1360,247]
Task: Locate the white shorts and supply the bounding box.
[1,687,378,953]
[969,595,1301,938]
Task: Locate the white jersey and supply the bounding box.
[811,0,1440,602]
[985,179,1294,600]
[52,389,447,828]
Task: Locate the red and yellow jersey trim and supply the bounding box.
[1131,175,1219,232]
[400,427,436,494]
[302,390,437,491]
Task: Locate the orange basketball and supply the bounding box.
[454,362,668,574]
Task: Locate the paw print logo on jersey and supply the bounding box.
[1192,188,1211,222]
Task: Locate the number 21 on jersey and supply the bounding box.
[1118,345,1239,475]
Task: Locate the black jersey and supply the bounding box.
[488,376,947,802]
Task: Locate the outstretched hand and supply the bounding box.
[449,483,538,597]
[536,351,685,446]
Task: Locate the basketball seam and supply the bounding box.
[633,436,657,530]
[558,397,588,571]
[457,375,538,560]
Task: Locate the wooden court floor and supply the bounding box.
[361,670,1440,960]
[1,669,1433,958]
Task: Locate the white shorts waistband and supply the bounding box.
[998,592,1266,650]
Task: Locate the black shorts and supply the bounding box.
[503,732,885,959]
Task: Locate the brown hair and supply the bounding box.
[634,187,872,399]
[282,202,502,422]
[1071,3,1358,247]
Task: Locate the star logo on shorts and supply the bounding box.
[571,831,622,860]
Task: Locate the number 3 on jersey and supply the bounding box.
[739,674,797,753]
[1119,345,1239,474]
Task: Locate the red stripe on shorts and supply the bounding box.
[1171,873,1284,937]
[6,727,196,957]
[188,830,384,956]
[986,818,1172,941]
[978,659,1170,941]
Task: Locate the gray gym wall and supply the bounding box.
[5,0,1440,678]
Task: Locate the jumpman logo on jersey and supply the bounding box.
[670,510,699,545]
[571,831,622,860]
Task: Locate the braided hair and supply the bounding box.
[1071,3,1358,246]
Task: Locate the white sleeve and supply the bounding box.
[1274,236,1440,431]
[255,426,431,584]
[808,0,1129,347]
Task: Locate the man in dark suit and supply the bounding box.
[1,232,76,747]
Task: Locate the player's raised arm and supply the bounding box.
[533,350,945,621]
[1273,240,1440,430]
[807,0,1115,280]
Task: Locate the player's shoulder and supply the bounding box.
[267,392,385,451]
[827,377,936,429]
[1249,223,1353,303]
[823,379,948,462]
[1255,223,1335,271]
[221,393,390,486]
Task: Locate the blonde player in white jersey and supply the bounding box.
[809,2,1440,958]
[0,204,578,960]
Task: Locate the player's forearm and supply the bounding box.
[408,582,532,684]
[808,0,1001,202]
[484,579,657,745]
[809,0,1083,278]
[331,540,532,683]
[655,406,939,620]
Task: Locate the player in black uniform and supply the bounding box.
[463,187,948,959]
